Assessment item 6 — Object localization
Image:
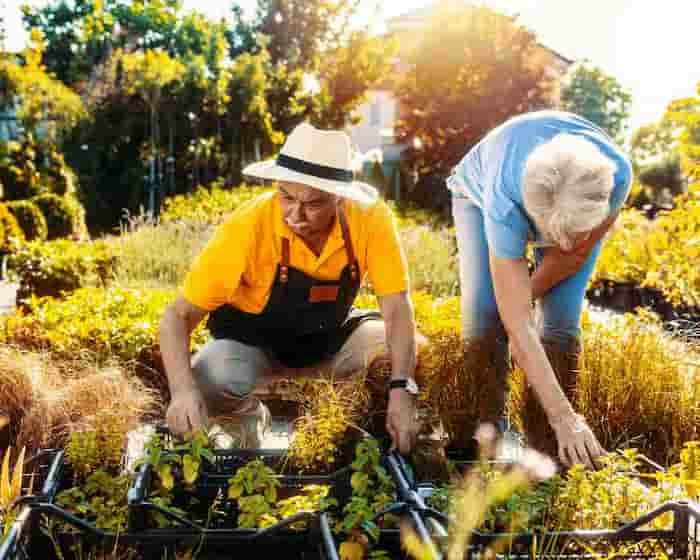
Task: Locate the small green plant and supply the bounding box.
[139,430,215,492]
[228,459,334,530]
[337,438,397,559]
[55,470,130,531]
[227,459,280,529]
[65,413,125,484]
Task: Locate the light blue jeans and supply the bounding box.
[452,195,603,348]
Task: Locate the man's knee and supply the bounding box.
[331,319,426,376]
[191,339,264,398]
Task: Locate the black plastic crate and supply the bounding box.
[459,500,700,559]
[127,449,352,533]
[0,449,64,560]
[387,450,700,560]
[5,504,340,560]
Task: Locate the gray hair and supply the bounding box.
[522,134,617,251]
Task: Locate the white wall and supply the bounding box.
[347,89,398,156]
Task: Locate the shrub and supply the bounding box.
[400,225,459,296]
[6,199,48,242]
[642,187,700,307]
[0,139,43,200]
[32,193,77,240]
[6,239,116,302]
[0,202,25,253]
[160,184,271,225]
[0,287,209,388]
[510,309,700,465]
[359,291,698,463]
[590,208,654,287]
[0,137,78,201]
[109,214,213,290]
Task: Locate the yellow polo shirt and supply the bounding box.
[182,191,409,313]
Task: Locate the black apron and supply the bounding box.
[207,204,381,368]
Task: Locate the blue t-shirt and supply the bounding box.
[446,110,633,259]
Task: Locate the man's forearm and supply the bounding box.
[384,302,417,380]
[159,305,198,395]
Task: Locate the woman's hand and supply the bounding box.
[549,412,605,469]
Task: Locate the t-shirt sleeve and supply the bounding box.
[484,206,529,260]
[365,200,410,296]
[609,154,634,213]
[182,218,253,311]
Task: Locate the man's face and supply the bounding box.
[278,182,338,238]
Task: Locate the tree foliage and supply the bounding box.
[311,31,394,129]
[560,61,631,143]
[229,0,359,70]
[19,0,388,231]
[0,29,85,133]
[665,82,700,182]
[629,117,684,204]
[395,3,552,178]
[21,0,206,86]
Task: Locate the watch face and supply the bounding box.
[406,378,419,395]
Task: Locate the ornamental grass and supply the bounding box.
[0,345,159,454]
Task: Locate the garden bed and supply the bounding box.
[3,439,700,559]
[587,281,700,333]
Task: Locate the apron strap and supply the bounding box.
[337,203,358,281]
[280,237,290,283]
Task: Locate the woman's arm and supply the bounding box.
[531,211,620,300]
[489,254,604,468]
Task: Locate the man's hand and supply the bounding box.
[550,412,605,469]
[386,389,419,455]
[166,387,209,436]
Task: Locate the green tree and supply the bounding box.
[629,118,677,164]
[311,31,394,129]
[228,0,359,70]
[225,47,283,182]
[395,3,552,179]
[21,0,194,86]
[120,49,185,157]
[629,117,684,204]
[20,0,95,85]
[560,61,631,142]
[227,0,385,135]
[665,83,700,181]
[0,29,85,134]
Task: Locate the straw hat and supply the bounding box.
[243,122,378,205]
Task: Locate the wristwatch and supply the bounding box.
[387,377,420,396]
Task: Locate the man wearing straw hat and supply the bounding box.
[160,123,421,453]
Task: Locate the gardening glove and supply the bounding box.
[166,386,209,436]
[386,390,419,455]
[550,412,605,470]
